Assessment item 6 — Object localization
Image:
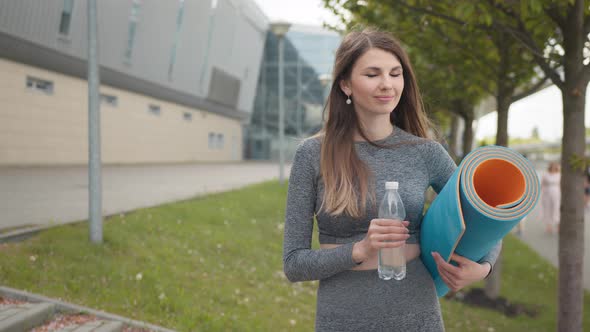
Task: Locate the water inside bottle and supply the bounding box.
[378,245,406,280]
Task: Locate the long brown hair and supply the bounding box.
[318,27,433,218]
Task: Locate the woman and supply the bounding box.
[283,28,501,331]
[541,161,561,234]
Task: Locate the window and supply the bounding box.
[148,104,161,116]
[100,94,118,107]
[59,0,74,35]
[208,132,225,149]
[209,132,216,149]
[26,76,54,95]
[125,0,142,61]
[183,112,192,121]
[168,0,185,80]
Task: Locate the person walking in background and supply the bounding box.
[283,28,501,332]
[541,161,561,234]
[584,167,590,211]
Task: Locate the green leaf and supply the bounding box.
[482,13,493,26]
[529,0,542,14]
[454,2,475,20]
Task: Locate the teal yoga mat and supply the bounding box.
[420,145,541,297]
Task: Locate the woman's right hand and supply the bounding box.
[352,219,410,263]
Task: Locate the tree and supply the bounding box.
[532,126,540,140]
[324,0,494,157]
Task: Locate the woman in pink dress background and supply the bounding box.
[541,161,561,234]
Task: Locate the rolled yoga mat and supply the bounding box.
[420,145,541,297]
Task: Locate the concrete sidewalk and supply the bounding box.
[0,162,290,232]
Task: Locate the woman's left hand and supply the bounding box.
[431,252,491,292]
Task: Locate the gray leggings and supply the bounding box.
[315,258,445,332]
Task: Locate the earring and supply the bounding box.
[346,95,352,105]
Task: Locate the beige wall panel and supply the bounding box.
[0,58,242,165]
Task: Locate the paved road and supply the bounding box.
[0,162,290,231]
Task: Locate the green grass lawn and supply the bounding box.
[0,181,589,331]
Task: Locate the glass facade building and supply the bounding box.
[246,25,341,160]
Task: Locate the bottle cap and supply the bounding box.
[385,181,398,190]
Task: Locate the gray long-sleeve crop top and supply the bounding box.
[283,126,501,282]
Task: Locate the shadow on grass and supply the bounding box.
[446,288,540,318]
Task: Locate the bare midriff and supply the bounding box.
[320,243,420,271]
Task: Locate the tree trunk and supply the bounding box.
[495,96,511,148]
[462,114,474,157]
[484,250,502,299]
[557,2,586,331]
[449,113,460,160]
[558,83,586,332]
[494,32,512,149]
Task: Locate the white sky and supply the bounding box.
[252,0,341,27]
[252,0,589,142]
[476,85,590,142]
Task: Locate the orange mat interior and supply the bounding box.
[472,159,526,208]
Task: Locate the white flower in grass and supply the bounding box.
[29,255,37,262]
[234,288,241,295]
[216,243,223,250]
[158,292,166,300]
[289,319,297,326]
[250,219,257,224]
[277,223,284,231]
[177,219,182,224]
[135,272,143,281]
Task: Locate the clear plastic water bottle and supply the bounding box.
[378,181,407,281]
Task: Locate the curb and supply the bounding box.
[0,225,53,244]
[0,302,55,332]
[0,286,177,332]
